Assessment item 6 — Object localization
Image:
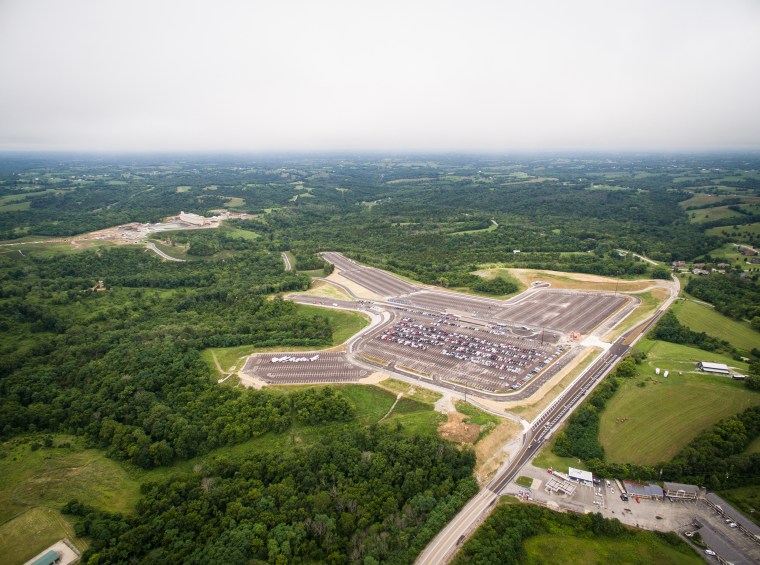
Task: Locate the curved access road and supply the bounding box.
[145,242,186,262]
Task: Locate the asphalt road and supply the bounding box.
[145,242,186,262]
[416,308,670,564]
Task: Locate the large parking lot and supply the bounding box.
[322,252,417,297]
[356,310,567,393]
[403,289,629,333]
[242,351,369,384]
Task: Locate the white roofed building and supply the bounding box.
[698,361,730,374]
[179,211,207,226]
[568,467,593,485]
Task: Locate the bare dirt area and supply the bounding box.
[478,268,658,292]
[292,279,354,301]
[438,411,481,444]
[474,420,522,483]
[324,273,383,301]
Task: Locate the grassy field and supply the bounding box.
[532,427,590,474]
[378,378,442,404]
[0,435,145,523]
[383,398,446,437]
[296,304,369,344]
[672,298,760,352]
[0,240,116,260]
[0,507,85,565]
[455,401,501,443]
[679,194,730,208]
[447,221,498,236]
[707,222,760,243]
[719,486,760,527]
[598,340,757,465]
[745,435,760,454]
[699,243,754,268]
[201,305,369,374]
[604,289,670,341]
[523,532,701,565]
[688,205,746,224]
[515,476,533,488]
[291,279,353,300]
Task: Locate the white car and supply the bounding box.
[705,549,716,556]
[729,522,738,528]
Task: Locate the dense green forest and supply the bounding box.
[64,427,477,564]
[686,273,760,323]
[0,246,328,466]
[1,154,760,563]
[4,154,759,287]
[453,501,697,564]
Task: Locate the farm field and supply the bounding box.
[688,205,747,224]
[679,194,760,209]
[672,298,760,352]
[706,222,760,244]
[0,435,144,523]
[522,532,701,565]
[0,507,83,565]
[599,340,758,465]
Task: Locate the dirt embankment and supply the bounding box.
[438,411,480,443]
[437,409,521,484]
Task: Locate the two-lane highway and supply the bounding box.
[416,306,673,564]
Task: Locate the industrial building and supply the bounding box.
[698,361,730,375]
[663,481,700,500]
[179,211,208,226]
[568,467,593,486]
[623,481,663,500]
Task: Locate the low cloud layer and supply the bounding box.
[1,0,759,152]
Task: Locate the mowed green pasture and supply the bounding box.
[599,340,757,465]
[679,194,729,209]
[672,298,760,352]
[707,222,760,242]
[0,435,144,523]
[523,532,701,565]
[688,205,746,224]
[0,507,84,565]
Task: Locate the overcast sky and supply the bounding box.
[1,0,759,153]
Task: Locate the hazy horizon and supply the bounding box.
[2,0,759,153]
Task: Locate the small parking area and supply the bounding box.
[242,351,369,384]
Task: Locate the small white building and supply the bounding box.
[698,361,730,375]
[568,467,593,485]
